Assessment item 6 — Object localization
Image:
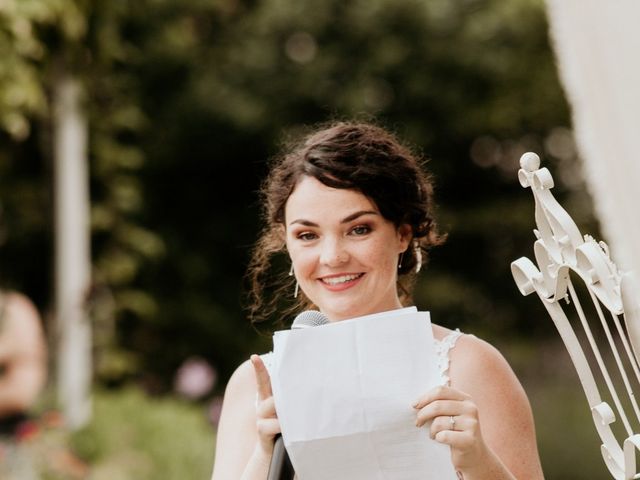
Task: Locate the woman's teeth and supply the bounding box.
[322,273,363,285]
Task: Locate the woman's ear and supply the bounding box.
[397,224,412,251]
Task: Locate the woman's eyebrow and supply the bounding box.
[288,219,318,227]
[288,210,379,227]
[340,210,379,223]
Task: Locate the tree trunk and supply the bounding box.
[52,73,92,430]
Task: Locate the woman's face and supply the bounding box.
[284,176,411,322]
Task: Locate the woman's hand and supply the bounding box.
[414,385,492,474]
[250,354,281,456]
[212,356,283,480]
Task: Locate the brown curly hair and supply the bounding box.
[246,121,445,327]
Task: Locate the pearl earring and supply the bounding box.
[414,240,423,273]
[289,263,299,298]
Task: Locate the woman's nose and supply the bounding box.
[319,237,349,266]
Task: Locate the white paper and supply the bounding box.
[271,308,458,480]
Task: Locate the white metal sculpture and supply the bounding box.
[511,152,640,479]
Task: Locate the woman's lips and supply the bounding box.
[318,273,364,291]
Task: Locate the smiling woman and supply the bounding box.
[210,121,545,480]
[285,178,411,321]
[247,121,445,326]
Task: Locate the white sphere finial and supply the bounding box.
[520,152,540,172]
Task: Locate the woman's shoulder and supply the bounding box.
[431,324,517,382]
[432,324,504,360]
[431,324,462,343]
[223,353,276,400]
[225,358,255,394]
[453,328,506,360]
[445,331,525,398]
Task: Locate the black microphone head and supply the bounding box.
[291,310,329,329]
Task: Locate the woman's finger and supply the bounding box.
[250,354,273,401]
[413,385,470,409]
[429,414,459,438]
[256,396,277,419]
[429,414,478,439]
[256,417,281,438]
[415,399,475,427]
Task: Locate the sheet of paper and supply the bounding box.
[271,308,458,480]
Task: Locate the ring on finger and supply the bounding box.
[449,415,456,431]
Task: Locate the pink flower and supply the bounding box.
[174,356,217,400]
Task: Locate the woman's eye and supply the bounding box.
[297,232,317,241]
[350,225,371,236]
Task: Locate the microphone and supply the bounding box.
[291,309,329,330]
[267,310,329,480]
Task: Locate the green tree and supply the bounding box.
[113,0,580,384]
[0,0,84,299]
[1,1,607,473]
[0,0,590,388]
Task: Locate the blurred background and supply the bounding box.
[0,0,613,478]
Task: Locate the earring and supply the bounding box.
[289,263,299,298]
[414,240,423,273]
[398,252,404,270]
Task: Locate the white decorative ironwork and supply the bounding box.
[511,152,640,480]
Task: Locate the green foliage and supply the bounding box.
[0,0,595,391]
[507,339,611,479]
[0,3,615,476]
[70,388,215,479]
[119,0,581,382]
[0,0,593,418]
[0,0,85,138]
[1,387,214,479]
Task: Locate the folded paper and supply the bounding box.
[271,308,457,480]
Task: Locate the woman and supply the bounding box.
[211,121,544,479]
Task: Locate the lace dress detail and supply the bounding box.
[435,328,462,386]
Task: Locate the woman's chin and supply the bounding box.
[322,305,372,322]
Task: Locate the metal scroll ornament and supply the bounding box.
[511,152,640,480]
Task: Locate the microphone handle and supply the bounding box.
[267,434,294,480]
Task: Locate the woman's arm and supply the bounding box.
[415,335,544,480]
[211,355,280,480]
